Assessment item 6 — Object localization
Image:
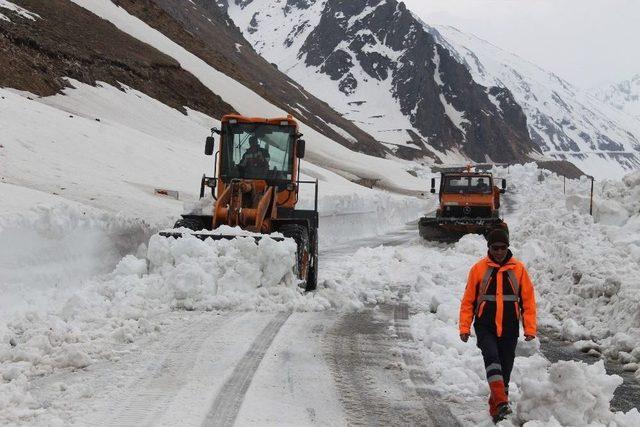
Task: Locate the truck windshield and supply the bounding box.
[443,175,492,194]
[221,123,295,181]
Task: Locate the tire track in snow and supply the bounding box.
[394,301,460,426]
[105,312,244,427]
[202,311,291,427]
[325,303,460,427]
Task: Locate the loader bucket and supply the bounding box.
[419,216,508,242]
[158,231,285,243]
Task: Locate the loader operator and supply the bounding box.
[239,135,270,176]
[459,229,537,423]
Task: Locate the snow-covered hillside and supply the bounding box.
[224,0,536,164]
[70,0,432,194]
[225,0,415,148]
[594,74,640,121]
[430,26,640,180]
[223,0,640,180]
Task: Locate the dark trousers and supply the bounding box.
[475,323,518,391]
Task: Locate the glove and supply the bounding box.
[460,333,470,342]
[524,335,536,341]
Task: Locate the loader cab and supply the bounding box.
[202,115,308,210]
[219,119,299,183]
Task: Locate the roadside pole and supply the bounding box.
[588,175,594,216]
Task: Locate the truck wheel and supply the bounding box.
[279,224,311,290]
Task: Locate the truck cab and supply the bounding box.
[435,173,504,219]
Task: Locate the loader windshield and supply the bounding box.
[221,123,295,181]
[443,175,493,194]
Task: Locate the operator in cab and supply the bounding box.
[239,135,270,176]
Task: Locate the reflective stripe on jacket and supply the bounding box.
[459,256,537,337]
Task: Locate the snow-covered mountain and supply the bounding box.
[594,74,640,121]
[223,0,536,164]
[223,0,640,179]
[0,0,430,196]
[431,26,640,180]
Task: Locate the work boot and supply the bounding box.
[488,380,509,417]
[492,403,512,423]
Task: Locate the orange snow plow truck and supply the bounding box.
[161,114,318,291]
[419,165,508,242]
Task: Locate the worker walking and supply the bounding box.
[459,229,537,423]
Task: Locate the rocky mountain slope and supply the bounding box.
[223,0,640,178]
[431,25,640,178]
[3,0,638,179]
[222,0,538,164]
[0,0,390,158]
[0,0,232,118]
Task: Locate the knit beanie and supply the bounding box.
[487,229,509,247]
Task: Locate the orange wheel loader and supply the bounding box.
[161,114,319,291]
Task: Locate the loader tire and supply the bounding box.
[279,224,313,291]
[173,217,206,231]
[306,228,318,291]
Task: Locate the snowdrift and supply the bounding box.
[506,165,640,363]
[1,164,640,424]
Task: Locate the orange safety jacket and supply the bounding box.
[459,255,537,337]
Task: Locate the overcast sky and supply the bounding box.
[402,0,640,89]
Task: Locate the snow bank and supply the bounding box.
[505,164,640,365]
[0,186,424,422]
[316,191,426,246]
[308,227,640,425]
[0,200,150,338]
[146,233,298,309]
[516,360,639,426]
[2,163,639,423]
[355,164,640,424]
[0,214,299,422]
[595,170,640,257]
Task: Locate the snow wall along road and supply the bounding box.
[0,184,424,381]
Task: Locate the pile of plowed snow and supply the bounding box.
[0,186,422,417]
[0,205,300,419]
[505,165,640,363]
[2,163,639,425]
[317,226,640,425]
[402,164,640,425]
[0,201,151,338]
[1,212,298,369]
